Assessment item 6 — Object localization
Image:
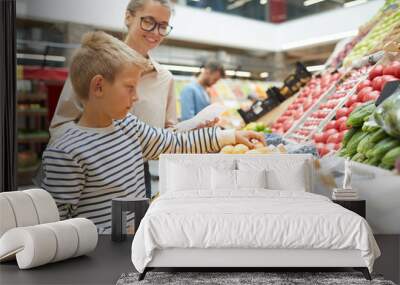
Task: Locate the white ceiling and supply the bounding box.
[16,0,383,52]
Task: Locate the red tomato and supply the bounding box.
[345,95,358,108]
[391,61,400,78]
[383,64,399,77]
[313,133,324,143]
[336,108,349,119]
[317,145,330,157]
[335,116,347,130]
[340,121,348,131]
[338,130,347,141]
[277,116,289,123]
[283,119,294,132]
[356,80,372,93]
[283,110,293,117]
[362,90,380,102]
[327,133,341,144]
[368,65,384,80]
[372,76,384,91]
[324,120,337,131]
[322,129,338,143]
[334,143,342,151]
[357,87,373,102]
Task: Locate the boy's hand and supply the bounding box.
[235,131,266,149]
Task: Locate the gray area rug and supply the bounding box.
[116,272,396,285]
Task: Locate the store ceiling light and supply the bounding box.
[235,71,252,78]
[225,70,252,78]
[17,53,66,62]
[226,70,236,76]
[162,64,201,73]
[282,30,358,50]
[260,0,268,5]
[303,0,326,7]
[306,64,325,72]
[344,0,368,8]
[260,72,269,78]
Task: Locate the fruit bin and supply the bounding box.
[271,71,342,134]
[284,66,373,144]
[313,51,400,157]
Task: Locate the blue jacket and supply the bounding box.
[180,82,210,120]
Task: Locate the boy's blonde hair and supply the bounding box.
[70,31,150,100]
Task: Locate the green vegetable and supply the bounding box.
[337,148,348,157]
[346,131,369,157]
[342,128,358,148]
[381,146,400,169]
[371,138,400,160]
[347,102,376,128]
[369,129,388,144]
[351,153,366,162]
[366,148,375,158]
[373,89,400,138]
[366,156,381,166]
[357,134,372,154]
[362,117,380,133]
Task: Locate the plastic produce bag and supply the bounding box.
[264,133,318,157]
[373,88,400,138]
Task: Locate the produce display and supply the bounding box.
[286,67,370,145]
[174,77,273,119]
[242,122,272,133]
[312,59,400,159]
[271,72,342,134]
[208,0,400,171]
[338,96,400,170]
[265,0,400,172]
[343,1,400,66]
[219,142,287,155]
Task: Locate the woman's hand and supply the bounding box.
[196,118,219,129]
[235,131,266,149]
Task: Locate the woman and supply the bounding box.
[49,0,190,198]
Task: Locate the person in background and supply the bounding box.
[41,31,264,233]
[48,0,214,198]
[180,61,225,120]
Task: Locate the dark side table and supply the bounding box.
[333,199,366,218]
[111,197,149,242]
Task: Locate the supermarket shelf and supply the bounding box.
[17,92,47,101]
[283,84,336,139]
[17,109,48,116]
[257,95,298,126]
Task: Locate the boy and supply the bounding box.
[41,31,264,233]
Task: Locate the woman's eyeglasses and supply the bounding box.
[140,16,173,37]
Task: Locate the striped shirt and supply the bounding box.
[41,113,234,233]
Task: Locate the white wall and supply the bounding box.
[278,0,383,50]
[16,0,384,52]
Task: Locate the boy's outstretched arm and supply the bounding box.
[134,116,265,160]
